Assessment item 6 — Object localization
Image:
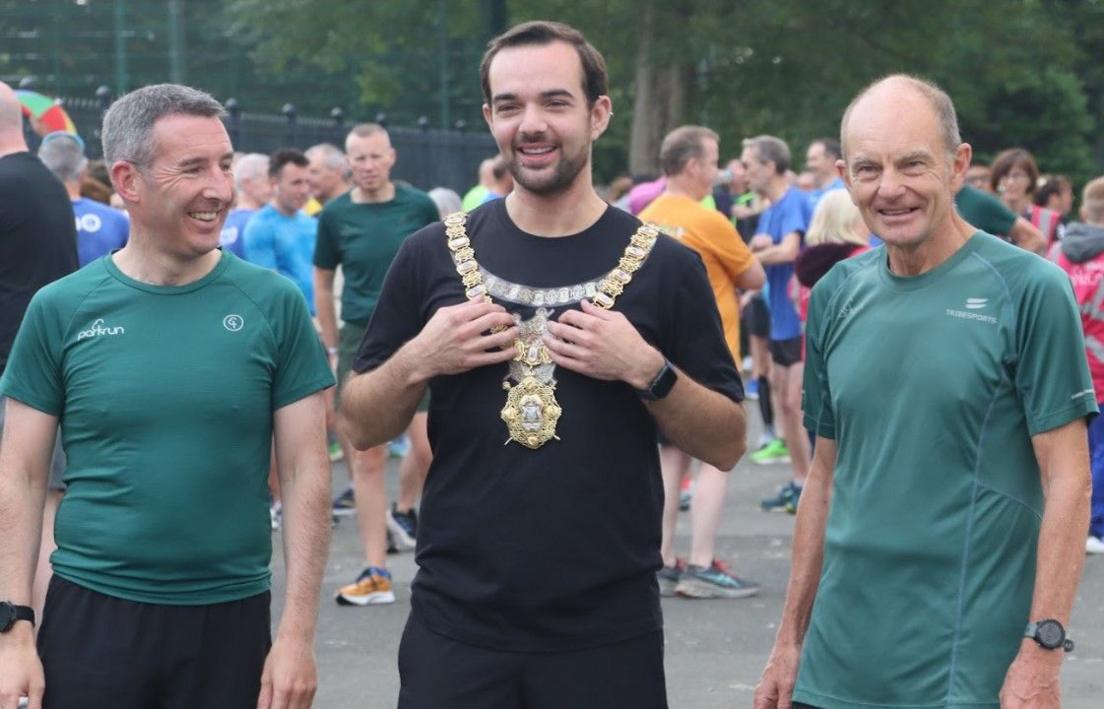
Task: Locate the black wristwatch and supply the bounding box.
[1025,619,1074,652]
[637,358,678,401]
[0,601,35,633]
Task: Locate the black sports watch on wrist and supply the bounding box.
[0,601,35,633]
[1025,619,1074,652]
[637,358,678,401]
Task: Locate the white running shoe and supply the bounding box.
[1086,536,1104,555]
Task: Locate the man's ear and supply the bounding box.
[111,160,141,204]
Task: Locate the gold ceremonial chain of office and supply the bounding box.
[442,211,660,449]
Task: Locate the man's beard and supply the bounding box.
[508,140,589,196]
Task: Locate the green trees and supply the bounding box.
[2,0,1100,184]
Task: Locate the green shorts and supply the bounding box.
[336,322,429,412]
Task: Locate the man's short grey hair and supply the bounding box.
[38,134,88,183]
[742,135,790,175]
[233,153,269,190]
[306,143,348,172]
[840,74,961,159]
[659,125,719,177]
[101,84,225,166]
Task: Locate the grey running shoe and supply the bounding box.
[675,561,760,599]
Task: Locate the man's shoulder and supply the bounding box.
[222,252,305,299]
[395,183,436,207]
[30,260,116,315]
[969,231,1069,294]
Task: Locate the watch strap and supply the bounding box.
[0,602,35,632]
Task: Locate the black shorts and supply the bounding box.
[38,575,271,709]
[769,336,803,367]
[742,295,770,339]
[397,611,669,709]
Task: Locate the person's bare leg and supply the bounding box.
[660,445,692,567]
[397,413,430,513]
[774,362,810,484]
[350,444,389,568]
[32,489,62,629]
[687,463,729,567]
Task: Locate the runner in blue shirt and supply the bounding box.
[221,153,271,257]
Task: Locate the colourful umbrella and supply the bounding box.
[15,89,78,136]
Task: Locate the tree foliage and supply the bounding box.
[2,0,1100,185]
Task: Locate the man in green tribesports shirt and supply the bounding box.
[0,85,334,709]
[313,124,439,607]
[756,75,1095,709]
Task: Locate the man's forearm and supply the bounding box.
[0,469,47,604]
[774,442,834,647]
[339,342,428,450]
[650,371,747,470]
[754,244,796,266]
[1027,472,1089,625]
[316,291,339,351]
[274,451,331,642]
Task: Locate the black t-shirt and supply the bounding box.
[355,199,743,651]
[0,152,78,374]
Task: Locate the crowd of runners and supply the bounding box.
[0,16,1102,709]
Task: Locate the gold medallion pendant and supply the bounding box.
[500,375,562,449]
[443,211,659,449]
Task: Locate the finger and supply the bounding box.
[482,326,520,350]
[269,686,289,709]
[255,680,273,709]
[291,686,317,709]
[580,298,616,319]
[28,681,45,709]
[557,308,601,330]
[468,348,517,368]
[545,320,594,347]
[464,311,517,337]
[543,333,591,362]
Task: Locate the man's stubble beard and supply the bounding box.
[508,138,590,197]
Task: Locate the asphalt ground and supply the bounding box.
[271,418,1104,708]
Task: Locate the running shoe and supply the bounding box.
[389,435,410,459]
[335,566,395,605]
[761,481,802,513]
[679,476,693,511]
[745,377,759,400]
[332,487,357,517]
[657,559,685,597]
[1087,536,1104,555]
[328,440,344,462]
[750,439,791,465]
[388,504,418,551]
[675,560,760,599]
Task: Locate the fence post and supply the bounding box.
[282,103,297,146]
[454,120,467,132]
[93,86,113,154]
[225,98,241,149]
[375,112,388,128]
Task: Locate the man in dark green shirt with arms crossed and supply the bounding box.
[0,85,334,709]
[756,75,1095,709]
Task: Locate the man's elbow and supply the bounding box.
[337,409,376,451]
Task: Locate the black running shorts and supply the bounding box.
[397,611,669,709]
[769,336,804,367]
[38,576,271,709]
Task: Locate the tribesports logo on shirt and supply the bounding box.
[946,297,997,325]
[77,318,125,341]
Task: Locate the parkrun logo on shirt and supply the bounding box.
[77,318,125,341]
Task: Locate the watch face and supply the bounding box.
[1037,620,1064,648]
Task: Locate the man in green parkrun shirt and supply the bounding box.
[313,123,440,606]
[756,75,1096,709]
[0,85,334,709]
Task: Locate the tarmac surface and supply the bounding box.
[271,421,1104,708]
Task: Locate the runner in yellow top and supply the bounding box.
[641,125,764,599]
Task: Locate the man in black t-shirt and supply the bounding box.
[340,22,747,709]
[0,81,78,642]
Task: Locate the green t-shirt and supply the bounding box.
[955,185,1017,237]
[313,184,439,324]
[0,251,333,605]
[797,233,1096,708]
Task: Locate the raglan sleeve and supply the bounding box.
[1013,263,1098,434]
[802,275,836,438]
[0,292,68,416]
[271,281,335,410]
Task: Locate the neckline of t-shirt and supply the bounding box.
[102,248,232,295]
[877,230,983,291]
[488,198,617,247]
[346,184,407,208]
